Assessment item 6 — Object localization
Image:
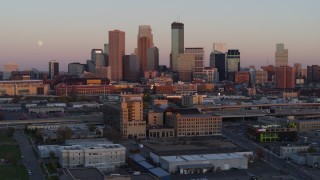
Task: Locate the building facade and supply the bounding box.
[170,22,184,72]
[0,80,49,96]
[165,113,222,137]
[49,60,59,79]
[103,94,146,139]
[109,30,125,81]
[177,54,195,82]
[68,63,85,76]
[276,66,295,89]
[227,50,240,81]
[147,47,159,71]
[275,43,288,67]
[123,55,140,82]
[235,71,250,84]
[185,48,204,80]
[138,25,153,75]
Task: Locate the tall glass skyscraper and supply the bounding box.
[170,22,184,72]
[227,49,240,81]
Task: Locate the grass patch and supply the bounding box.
[0,165,29,180]
[0,145,21,160]
[0,135,16,144]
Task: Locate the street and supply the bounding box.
[14,130,44,180]
[222,127,316,180]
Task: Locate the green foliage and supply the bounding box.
[57,127,73,142]
[6,127,15,137]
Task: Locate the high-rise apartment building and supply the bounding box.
[227,50,240,81]
[275,43,288,67]
[185,47,204,80]
[103,94,146,139]
[170,22,184,72]
[137,25,153,75]
[146,47,159,71]
[276,66,295,89]
[49,60,59,79]
[109,30,125,81]
[123,55,140,82]
[203,67,219,83]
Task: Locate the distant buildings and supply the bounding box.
[0,80,49,96]
[235,71,250,84]
[261,65,275,82]
[123,55,140,82]
[307,65,320,84]
[3,62,19,80]
[49,60,59,79]
[170,22,184,72]
[109,30,125,81]
[276,66,295,89]
[68,62,85,76]
[185,47,205,80]
[147,47,159,71]
[137,25,153,75]
[203,67,219,83]
[275,43,288,67]
[177,54,195,82]
[255,70,268,84]
[227,50,240,81]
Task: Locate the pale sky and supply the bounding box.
[0,0,319,71]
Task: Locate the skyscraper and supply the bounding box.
[177,53,195,82]
[147,47,159,71]
[276,66,295,89]
[3,62,19,80]
[170,22,184,72]
[109,30,125,81]
[49,60,59,79]
[307,65,320,84]
[212,43,227,54]
[275,43,288,67]
[68,62,85,76]
[227,50,240,81]
[211,53,227,81]
[185,47,204,80]
[123,55,140,82]
[138,25,153,75]
[91,49,105,67]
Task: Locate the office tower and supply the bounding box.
[91,49,105,67]
[103,94,146,139]
[276,66,295,89]
[211,53,227,81]
[227,49,240,81]
[203,67,219,83]
[185,47,204,80]
[255,70,268,84]
[104,44,109,66]
[170,22,184,72]
[294,63,302,78]
[123,55,140,82]
[275,43,288,67]
[49,60,59,79]
[109,30,125,81]
[307,65,320,84]
[177,54,195,82]
[210,43,227,67]
[86,60,96,73]
[261,65,275,82]
[212,43,227,54]
[3,62,19,80]
[146,47,159,71]
[249,65,256,86]
[95,66,111,79]
[137,25,153,74]
[68,62,85,76]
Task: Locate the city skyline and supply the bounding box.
[0,0,319,71]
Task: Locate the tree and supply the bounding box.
[57,127,73,142]
[6,152,17,166]
[6,127,15,137]
[88,125,96,132]
[256,147,265,159]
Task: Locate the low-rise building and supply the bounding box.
[58,144,126,168]
[165,113,222,137]
[297,120,320,132]
[0,80,49,96]
[279,145,309,159]
[147,125,175,138]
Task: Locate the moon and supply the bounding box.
[37,40,44,47]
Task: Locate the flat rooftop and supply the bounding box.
[67,168,104,180]
[143,136,247,156]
